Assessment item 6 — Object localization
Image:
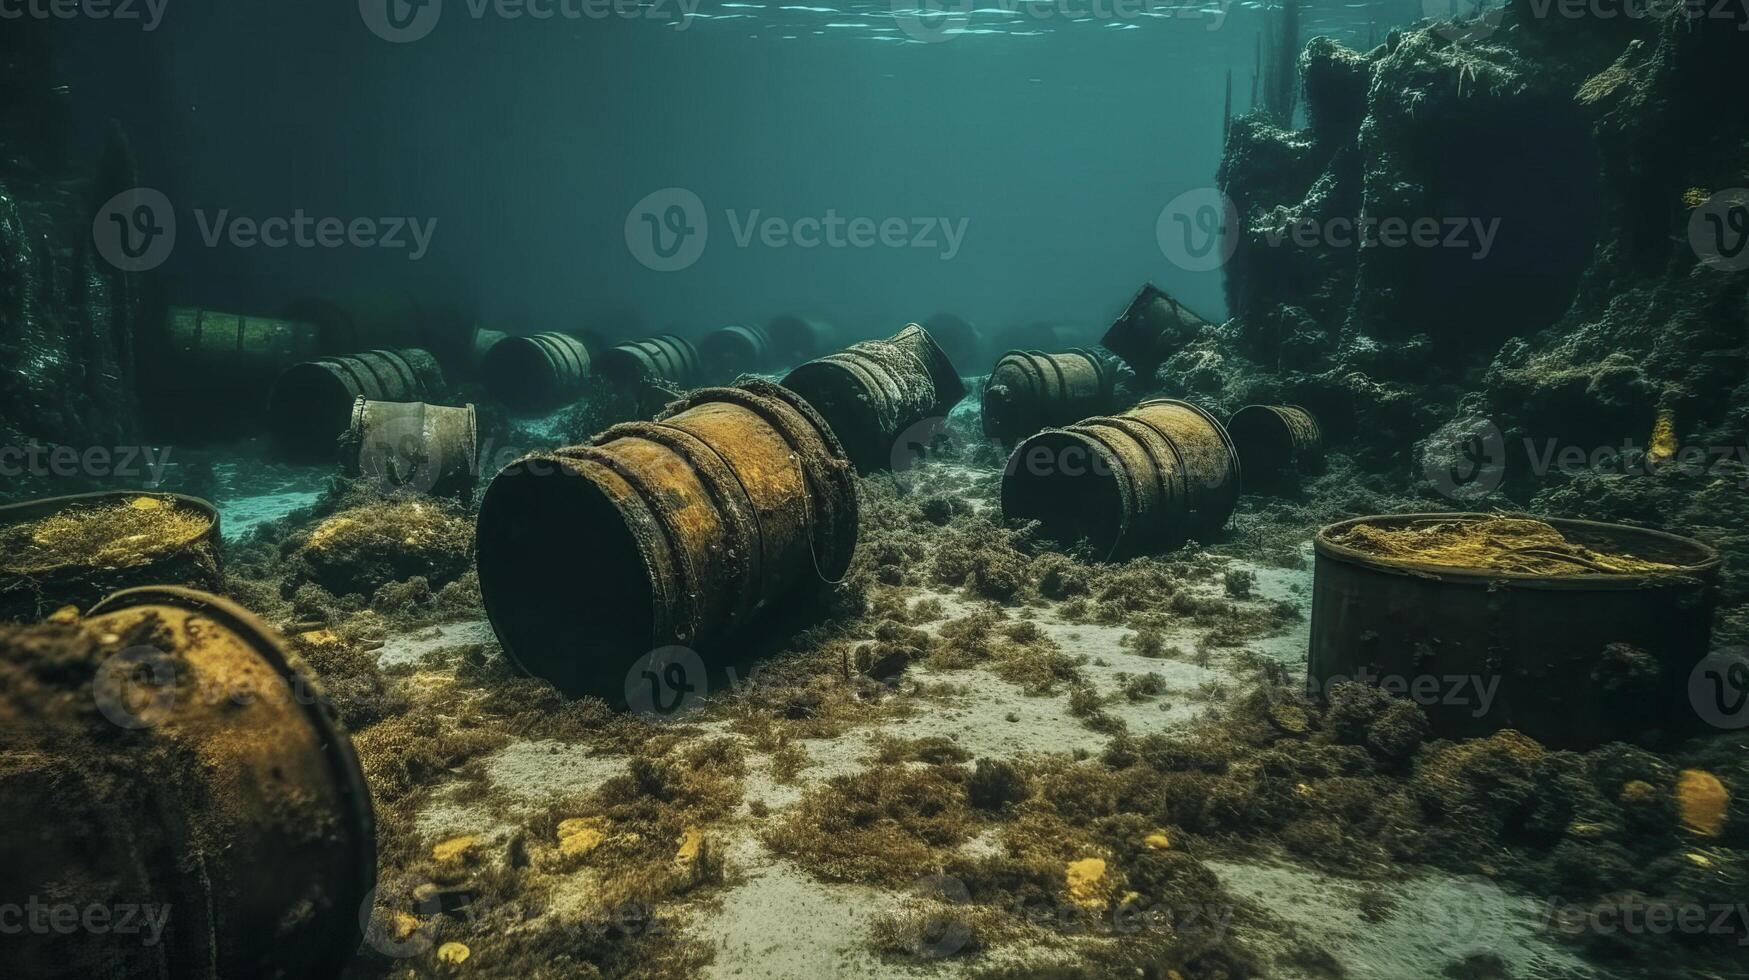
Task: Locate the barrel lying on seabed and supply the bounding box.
[342,397,479,500]
[597,334,701,390]
[475,380,859,702]
[0,586,376,979]
[1100,282,1212,379]
[1227,404,1323,489]
[1309,513,1721,749]
[0,492,222,622]
[270,348,447,460]
[780,323,967,473]
[698,323,773,382]
[982,348,1119,447]
[479,331,592,415]
[1001,398,1240,560]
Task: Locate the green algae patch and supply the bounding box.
[0,496,210,575]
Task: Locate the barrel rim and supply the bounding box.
[0,490,222,546]
[1313,512,1723,589]
[83,584,377,976]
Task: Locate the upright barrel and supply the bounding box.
[1228,404,1323,487]
[0,492,222,622]
[269,348,445,460]
[0,586,376,979]
[698,324,774,381]
[982,348,1118,447]
[1001,399,1239,560]
[475,380,859,701]
[479,332,592,415]
[596,335,700,390]
[923,313,983,372]
[780,323,967,474]
[1310,514,1721,748]
[1101,283,1211,379]
[342,398,479,500]
[766,314,837,368]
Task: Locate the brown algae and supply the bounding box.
[0,496,211,574]
[1327,515,1679,575]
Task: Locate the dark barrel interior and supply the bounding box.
[475,457,655,698]
[1001,430,1125,557]
[268,362,357,460]
[481,335,561,415]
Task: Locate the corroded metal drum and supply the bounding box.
[1228,404,1324,488]
[475,380,859,701]
[342,398,479,500]
[698,324,774,381]
[597,334,700,390]
[1001,398,1239,559]
[0,492,221,623]
[269,348,446,460]
[780,323,967,473]
[479,331,592,415]
[1101,283,1211,378]
[981,348,1118,447]
[0,586,376,979]
[1310,514,1721,748]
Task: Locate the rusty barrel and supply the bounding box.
[0,492,223,623]
[597,334,700,391]
[766,314,838,367]
[698,324,774,381]
[475,380,859,701]
[269,348,445,460]
[1227,404,1323,487]
[342,398,479,500]
[1310,514,1721,749]
[1001,399,1240,560]
[479,331,592,415]
[981,348,1118,447]
[780,323,967,473]
[0,586,376,978]
[922,313,983,372]
[1101,282,1211,378]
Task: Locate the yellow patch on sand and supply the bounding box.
[1618,779,1656,806]
[297,629,342,647]
[1676,769,1729,837]
[1143,832,1172,851]
[432,836,478,863]
[676,826,704,864]
[437,941,470,965]
[559,817,608,858]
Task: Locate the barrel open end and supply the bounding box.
[480,336,552,415]
[476,457,657,700]
[1001,430,1126,559]
[269,363,356,461]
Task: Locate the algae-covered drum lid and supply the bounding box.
[0,492,222,622]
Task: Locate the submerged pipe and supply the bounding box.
[475,380,859,701]
[780,323,967,473]
[342,398,480,500]
[269,348,446,461]
[981,348,1119,447]
[698,323,774,381]
[1227,404,1323,487]
[479,331,592,415]
[0,586,376,978]
[596,334,701,390]
[1001,398,1240,560]
[157,306,322,391]
[1101,283,1212,379]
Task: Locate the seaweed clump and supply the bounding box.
[290,499,473,598]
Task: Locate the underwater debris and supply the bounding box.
[596,334,700,391]
[269,348,448,461]
[696,323,774,381]
[1225,404,1323,489]
[782,323,968,474]
[1326,514,1681,576]
[0,586,374,978]
[0,492,221,620]
[981,348,1121,448]
[342,398,480,501]
[478,331,592,416]
[293,499,474,598]
[1100,283,1213,381]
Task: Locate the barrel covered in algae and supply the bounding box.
[269,348,447,460]
[1000,398,1239,560]
[0,492,221,623]
[479,331,592,415]
[981,348,1119,447]
[0,586,376,979]
[780,323,968,474]
[474,379,859,702]
[1310,513,1722,749]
